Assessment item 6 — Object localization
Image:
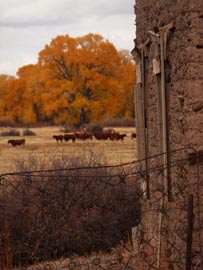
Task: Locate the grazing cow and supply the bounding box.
[109,133,126,141]
[94,132,109,141]
[63,133,76,142]
[108,132,120,141]
[75,132,84,140]
[131,133,137,139]
[117,133,127,141]
[52,135,63,143]
[75,132,92,141]
[84,132,93,140]
[8,139,25,147]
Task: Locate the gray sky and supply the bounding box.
[0,0,135,76]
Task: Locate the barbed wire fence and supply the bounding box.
[133,146,203,270]
[0,146,202,270]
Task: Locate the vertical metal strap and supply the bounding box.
[135,84,141,161]
[132,42,150,199]
[141,50,150,199]
[160,23,173,202]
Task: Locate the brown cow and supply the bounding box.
[75,132,92,141]
[84,132,93,140]
[63,133,76,142]
[94,132,109,140]
[52,135,63,142]
[108,132,120,141]
[8,139,25,147]
[131,133,136,139]
[115,133,127,141]
[109,133,126,141]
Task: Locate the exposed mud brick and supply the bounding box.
[192,101,203,112]
[134,0,203,153]
[133,1,203,270]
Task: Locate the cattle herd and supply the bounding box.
[6,132,136,147]
[52,132,136,143]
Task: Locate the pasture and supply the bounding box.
[0,126,137,174]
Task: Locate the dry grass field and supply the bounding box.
[0,126,137,174]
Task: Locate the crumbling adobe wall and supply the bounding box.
[133,1,203,269]
[134,0,203,153]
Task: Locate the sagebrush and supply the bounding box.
[0,152,140,267]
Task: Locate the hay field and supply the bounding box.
[0,126,137,174]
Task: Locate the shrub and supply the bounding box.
[104,128,116,134]
[22,128,36,136]
[1,129,20,136]
[60,124,75,133]
[85,122,103,133]
[0,152,141,267]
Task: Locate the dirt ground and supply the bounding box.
[0,126,137,174]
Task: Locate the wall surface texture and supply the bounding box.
[134,0,203,155]
[132,1,203,269]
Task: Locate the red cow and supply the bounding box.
[108,132,120,141]
[94,132,109,140]
[109,133,126,141]
[75,132,92,141]
[117,133,127,141]
[84,132,93,140]
[8,139,25,147]
[63,133,76,142]
[52,135,63,142]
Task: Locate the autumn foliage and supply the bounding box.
[0,34,135,125]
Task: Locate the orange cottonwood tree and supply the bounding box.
[17,64,53,123]
[37,33,135,125]
[0,33,135,125]
[0,75,15,122]
[4,78,26,122]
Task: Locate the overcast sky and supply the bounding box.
[0,0,135,76]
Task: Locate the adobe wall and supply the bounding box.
[132,1,203,269]
[134,0,203,155]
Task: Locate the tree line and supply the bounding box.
[0,33,136,126]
